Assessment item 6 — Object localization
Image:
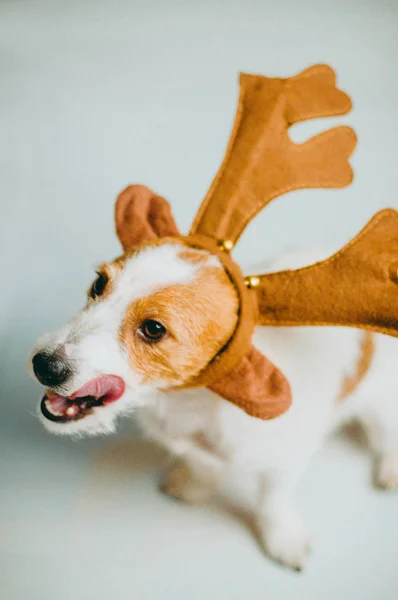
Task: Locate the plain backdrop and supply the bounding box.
[1,1,398,599]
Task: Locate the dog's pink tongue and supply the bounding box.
[70,375,125,404]
[45,375,125,417]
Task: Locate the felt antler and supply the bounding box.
[184,64,359,418]
[255,209,398,335]
[190,64,356,245]
[114,64,398,421]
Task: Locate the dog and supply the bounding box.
[29,238,398,571]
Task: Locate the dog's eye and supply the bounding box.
[139,320,167,342]
[90,272,108,299]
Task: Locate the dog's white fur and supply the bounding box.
[31,244,398,570]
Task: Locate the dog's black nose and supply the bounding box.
[32,351,71,387]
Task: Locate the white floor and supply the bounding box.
[1,1,398,599]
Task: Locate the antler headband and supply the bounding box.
[116,64,398,420]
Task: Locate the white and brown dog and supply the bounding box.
[30,230,398,570]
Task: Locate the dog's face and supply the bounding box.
[30,240,239,436]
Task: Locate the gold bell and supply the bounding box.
[245,275,260,289]
[219,239,234,252]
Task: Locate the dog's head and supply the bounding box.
[30,186,239,436]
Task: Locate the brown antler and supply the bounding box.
[190,64,356,245]
[252,209,398,336]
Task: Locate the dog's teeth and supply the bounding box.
[66,405,79,417]
[45,400,61,416]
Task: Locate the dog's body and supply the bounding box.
[31,244,398,570]
[134,250,398,570]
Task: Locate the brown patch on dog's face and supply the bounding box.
[120,263,239,386]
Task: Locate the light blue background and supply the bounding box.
[1,1,397,598]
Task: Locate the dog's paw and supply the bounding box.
[159,460,214,505]
[260,516,312,571]
[376,451,398,490]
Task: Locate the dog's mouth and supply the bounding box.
[40,375,126,423]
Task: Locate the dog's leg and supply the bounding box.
[257,472,311,571]
[159,438,223,505]
[358,399,398,489]
[376,449,398,489]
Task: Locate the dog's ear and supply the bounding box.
[115,185,180,251]
[209,345,292,420]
